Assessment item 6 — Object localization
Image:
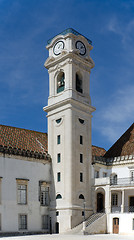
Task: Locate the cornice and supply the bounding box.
[93,155,134,166]
[43,97,95,116]
[46,28,92,48]
[45,50,94,71]
[0,144,51,162]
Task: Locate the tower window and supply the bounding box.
[79,118,84,124]
[80,135,83,145]
[79,194,84,199]
[76,73,83,93]
[56,211,59,216]
[57,172,61,182]
[57,72,65,93]
[57,135,60,144]
[80,153,83,163]
[57,153,61,163]
[56,194,62,199]
[80,172,83,182]
[56,118,62,124]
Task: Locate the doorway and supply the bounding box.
[55,222,59,233]
[97,193,104,212]
[129,196,134,212]
[113,218,119,234]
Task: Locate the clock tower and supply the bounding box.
[44,28,95,233]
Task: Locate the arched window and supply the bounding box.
[56,194,62,199]
[57,72,65,93]
[79,194,85,200]
[76,73,83,93]
[97,192,104,212]
[110,174,117,185]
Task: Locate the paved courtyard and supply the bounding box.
[2,234,134,240]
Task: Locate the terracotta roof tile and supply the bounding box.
[0,125,107,161]
[104,123,134,158]
[0,125,48,155]
[92,145,106,157]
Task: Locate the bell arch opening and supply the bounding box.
[57,72,65,93]
[76,72,83,93]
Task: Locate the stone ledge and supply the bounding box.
[93,155,134,166]
[0,145,51,162]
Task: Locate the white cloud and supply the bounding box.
[103,86,134,123]
[95,85,134,143]
[106,16,134,49]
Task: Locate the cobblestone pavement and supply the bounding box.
[2,234,134,240]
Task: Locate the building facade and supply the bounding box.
[0,29,134,235]
[0,126,51,234]
[92,123,134,235]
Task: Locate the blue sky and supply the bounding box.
[0,0,134,151]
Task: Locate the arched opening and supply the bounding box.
[76,73,83,93]
[56,194,62,199]
[79,194,85,200]
[57,72,65,93]
[113,218,119,234]
[55,222,59,234]
[110,173,117,185]
[97,192,104,212]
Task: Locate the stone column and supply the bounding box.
[109,190,111,213]
[121,189,125,213]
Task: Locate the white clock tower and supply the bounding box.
[44,28,95,233]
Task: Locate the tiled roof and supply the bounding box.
[104,123,134,158]
[0,125,49,160]
[92,145,106,157]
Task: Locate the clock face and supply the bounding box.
[53,41,64,55]
[75,41,86,55]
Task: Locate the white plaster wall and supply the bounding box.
[92,162,134,180]
[111,165,130,178]
[108,213,134,234]
[91,164,111,179]
[0,155,50,232]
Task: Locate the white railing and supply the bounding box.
[110,177,134,186]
